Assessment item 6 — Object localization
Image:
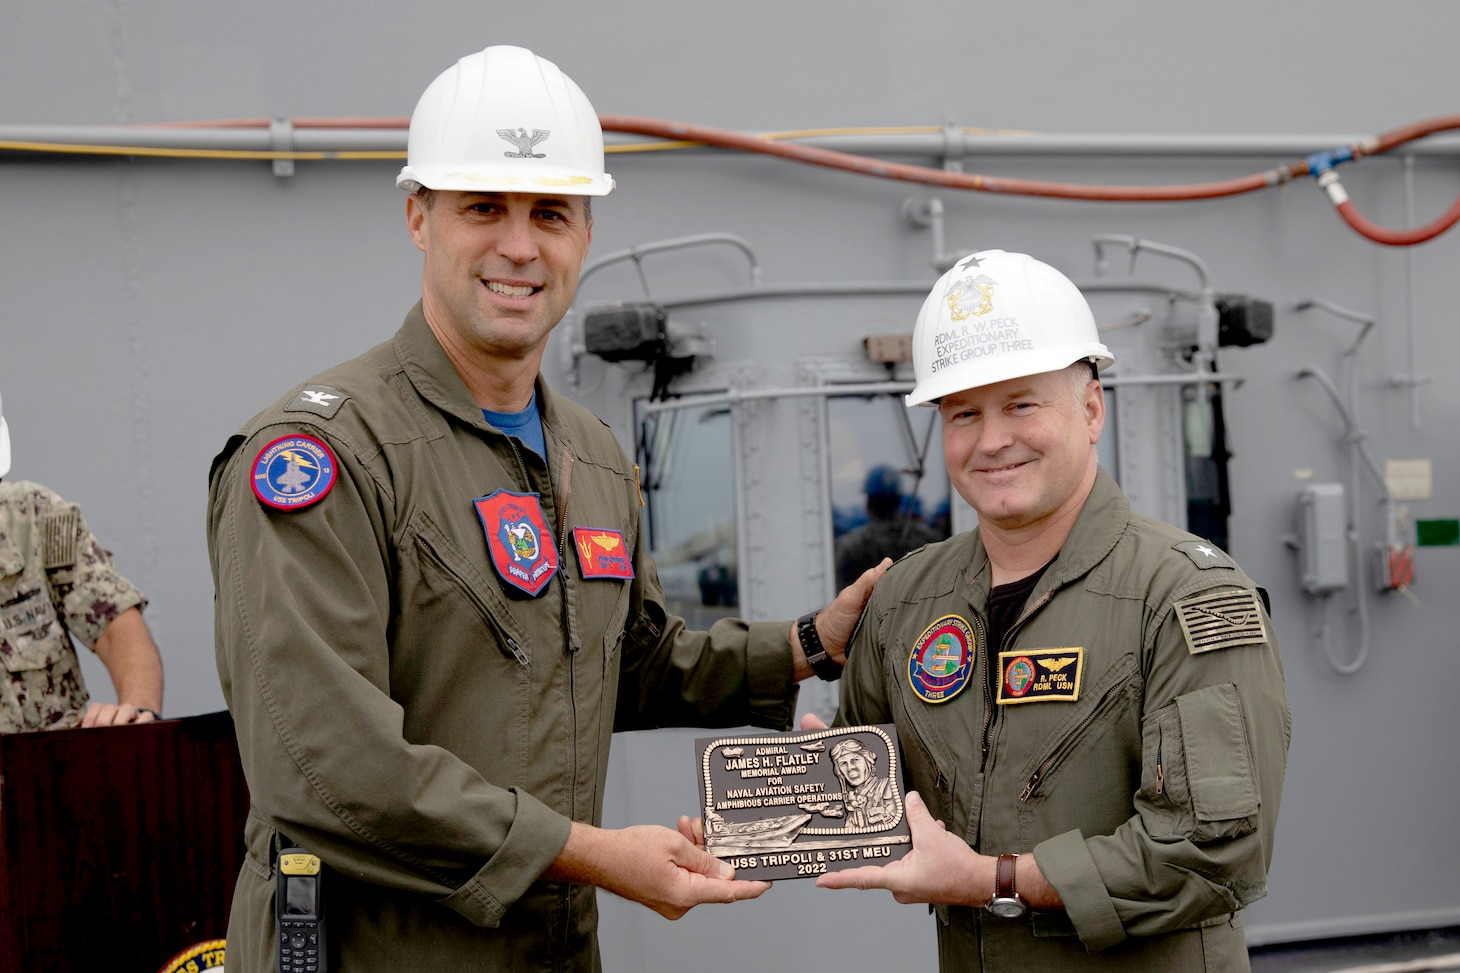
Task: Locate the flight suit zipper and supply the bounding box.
[976,613,994,772]
[1018,679,1127,802]
[551,440,584,846]
[1156,729,1165,796]
[980,588,1055,773]
[411,526,529,665]
[504,436,532,492]
[556,446,574,561]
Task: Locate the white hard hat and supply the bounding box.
[0,390,10,478]
[396,45,614,197]
[906,249,1113,407]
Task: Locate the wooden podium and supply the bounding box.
[0,711,249,972]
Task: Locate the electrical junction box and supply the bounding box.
[1297,483,1348,595]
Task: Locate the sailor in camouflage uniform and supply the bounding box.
[0,391,164,732]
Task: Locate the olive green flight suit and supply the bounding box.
[838,469,1290,972]
[209,305,798,972]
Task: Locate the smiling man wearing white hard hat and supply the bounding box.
[810,250,1290,972]
[207,45,885,972]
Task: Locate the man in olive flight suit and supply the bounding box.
[814,250,1290,972]
[208,46,883,972]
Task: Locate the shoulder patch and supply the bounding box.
[285,384,349,419]
[1175,589,1268,654]
[1174,540,1235,570]
[251,433,338,511]
[42,506,79,569]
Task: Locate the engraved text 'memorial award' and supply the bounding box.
[694,724,912,881]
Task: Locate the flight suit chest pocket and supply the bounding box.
[1140,682,1261,842]
[407,511,533,665]
[0,585,69,672]
[601,584,631,663]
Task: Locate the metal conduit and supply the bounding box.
[8,115,1456,243]
[6,124,1460,159]
[0,124,404,152]
[684,132,1460,159]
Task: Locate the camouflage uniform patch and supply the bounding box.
[1174,589,1268,655]
[0,481,146,732]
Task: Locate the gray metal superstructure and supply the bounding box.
[3,4,1457,967]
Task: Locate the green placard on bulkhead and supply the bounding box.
[1416,519,1460,547]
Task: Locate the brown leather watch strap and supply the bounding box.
[995,853,1019,901]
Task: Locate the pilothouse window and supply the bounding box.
[828,394,951,586]
[637,402,739,627]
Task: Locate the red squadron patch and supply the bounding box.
[573,527,634,580]
[473,490,559,597]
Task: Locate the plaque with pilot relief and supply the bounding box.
[694,724,912,881]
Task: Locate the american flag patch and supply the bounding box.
[1175,589,1268,654]
[42,507,79,569]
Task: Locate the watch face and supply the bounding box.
[987,897,1026,919]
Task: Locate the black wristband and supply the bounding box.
[797,611,842,681]
[136,707,161,720]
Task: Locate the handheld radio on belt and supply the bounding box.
[276,848,327,973]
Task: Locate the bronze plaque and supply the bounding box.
[694,724,912,881]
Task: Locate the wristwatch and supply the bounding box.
[986,853,1026,918]
[797,611,842,681]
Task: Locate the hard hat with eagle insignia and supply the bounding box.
[396,45,614,196]
[905,249,1113,407]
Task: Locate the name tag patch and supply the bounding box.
[474,490,559,597]
[907,614,975,704]
[0,587,57,641]
[251,434,338,511]
[998,647,1084,704]
[573,527,634,579]
[1175,588,1267,654]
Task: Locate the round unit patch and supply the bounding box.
[1004,656,1036,698]
[907,614,976,704]
[251,433,338,511]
